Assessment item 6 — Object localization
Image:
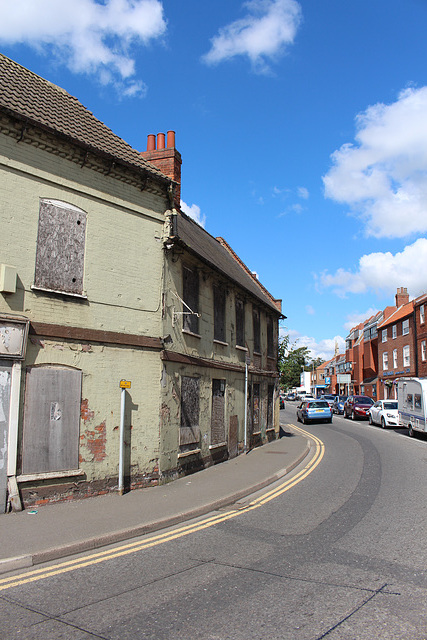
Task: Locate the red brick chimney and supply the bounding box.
[395,287,409,307]
[140,131,181,210]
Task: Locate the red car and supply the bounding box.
[343,395,374,420]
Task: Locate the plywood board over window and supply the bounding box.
[34,199,87,295]
[211,379,225,445]
[213,285,226,342]
[235,297,245,347]
[182,266,199,334]
[180,376,200,449]
[22,366,82,474]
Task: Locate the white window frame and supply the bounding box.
[403,345,410,368]
[393,348,398,369]
[382,329,387,343]
[382,351,388,371]
[392,324,397,339]
[420,305,425,325]
[402,319,409,336]
[421,341,426,362]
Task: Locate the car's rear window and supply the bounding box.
[384,401,397,410]
[308,401,329,408]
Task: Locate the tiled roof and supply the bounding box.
[0,53,166,180]
[377,301,414,327]
[175,212,281,314]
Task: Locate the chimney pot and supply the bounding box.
[157,133,165,150]
[167,130,176,148]
[147,134,156,151]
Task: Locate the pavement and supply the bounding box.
[0,424,311,575]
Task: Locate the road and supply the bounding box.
[1,404,427,639]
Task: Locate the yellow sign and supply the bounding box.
[119,380,131,389]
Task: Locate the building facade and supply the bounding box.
[0,54,281,512]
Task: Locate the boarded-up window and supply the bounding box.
[267,315,274,358]
[182,266,199,334]
[213,285,226,342]
[22,366,82,474]
[253,383,260,431]
[267,385,274,427]
[211,379,226,445]
[34,200,87,295]
[180,376,200,450]
[253,307,260,353]
[236,297,245,347]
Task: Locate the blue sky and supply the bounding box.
[2,0,427,360]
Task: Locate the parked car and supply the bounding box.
[344,395,374,420]
[304,394,316,401]
[321,394,336,408]
[296,400,332,424]
[332,395,348,414]
[286,393,296,401]
[368,399,398,428]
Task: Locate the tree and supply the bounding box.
[278,335,324,390]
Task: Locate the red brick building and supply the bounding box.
[377,291,415,399]
[414,293,427,378]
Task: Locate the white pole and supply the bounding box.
[118,387,126,495]
[244,361,248,453]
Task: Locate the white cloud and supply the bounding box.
[305,305,315,315]
[343,308,379,332]
[319,237,427,298]
[297,186,309,199]
[202,0,302,72]
[180,200,206,228]
[282,327,345,361]
[0,0,166,94]
[323,86,427,238]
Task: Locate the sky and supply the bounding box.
[1,0,427,360]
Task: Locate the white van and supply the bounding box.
[397,378,427,437]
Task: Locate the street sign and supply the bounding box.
[119,380,131,389]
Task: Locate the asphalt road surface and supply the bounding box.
[1,403,427,639]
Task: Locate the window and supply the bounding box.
[421,340,426,362]
[213,285,226,342]
[267,315,274,358]
[393,348,398,369]
[403,345,410,367]
[211,379,225,445]
[420,305,425,325]
[382,352,388,370]
[267,385,274,427]
[415,394,422,410]
[382,329,387,343]
[252,383,260,431]
[22,366,82,474]
[253,307,261,353]
[180,376,200,451]
[402,319,409,336]
[182,266,199,334]
[235,297,245,347]
[34,199,87,295]
[392,324,397,339]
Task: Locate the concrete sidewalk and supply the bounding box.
[0,425,310,575]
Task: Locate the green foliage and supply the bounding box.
[278,335,324,390]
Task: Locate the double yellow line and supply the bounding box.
[0,425,324,592]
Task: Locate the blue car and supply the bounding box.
[297,400,332,424]
[332,395,348,415]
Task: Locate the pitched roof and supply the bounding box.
[0,53,166,181]
[377,300,414,328]
[175,212,281,314]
